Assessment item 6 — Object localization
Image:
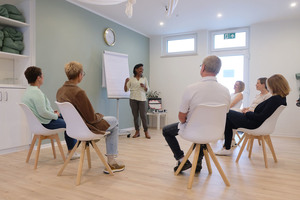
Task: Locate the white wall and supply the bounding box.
[150,19,300,138]
[150,30,209,127]
[249,19,300,137]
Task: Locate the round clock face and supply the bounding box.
[104,28,115,46]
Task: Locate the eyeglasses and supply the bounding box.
[82,71,86,76]
[200,64,202,69]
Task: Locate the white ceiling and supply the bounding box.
[67,0,300,37]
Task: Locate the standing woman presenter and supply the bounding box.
[124,63,151,139]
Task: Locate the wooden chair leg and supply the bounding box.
[92,141,114,176]
[261,136,268,168]
[188,144,200,189]
[57,141,80,176]
[236,133,249,163]
[265,135,277,162]
[203,148,212,174]
[50,138,56,159]
[258,139,261,146]
[206,144,230,186]
[86,144,91,169]
[53,134,66,161]
[235,130,241,140]
[76,141,86,185]
[248,136,254,158]
[34,136,43,169]
[237,133,245,146]
[26,135,38,163]
[174,143,194,176]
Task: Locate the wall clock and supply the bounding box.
[104,28,116,46]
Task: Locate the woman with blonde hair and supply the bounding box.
[56,61,125,173]
[216,74,290,156]
[230,80,245,110]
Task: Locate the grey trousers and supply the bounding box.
[130,99,148,132]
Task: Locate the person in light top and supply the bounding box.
[124,63,151,139]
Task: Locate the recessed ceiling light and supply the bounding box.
[290,2,297,7]
[159,22,164,26]
[217,13,222,18]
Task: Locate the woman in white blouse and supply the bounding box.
[124,63,151,139]
[241,77,271,113]
[230,80,245,110]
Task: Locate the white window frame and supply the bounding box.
[210,27,249,52]
[161,32,197,57]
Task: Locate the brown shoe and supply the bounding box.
[132,131,140,138]
[145,131,151,139]
[103,163,125,174]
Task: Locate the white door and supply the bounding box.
[216,54,249,107]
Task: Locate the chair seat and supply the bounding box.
[235,105,286,168]
[175,104,230,188]
[55,101,114,185]
[19,103,66,169]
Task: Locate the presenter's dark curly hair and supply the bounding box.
[133,63,143,77]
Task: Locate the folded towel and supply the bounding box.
[0,6,9,18]
[2,27,23,41]
[1,46,20,54]
[3,38,24,51]
[8,13,26,22]
[0,31,4,47]
[1,4,25,22]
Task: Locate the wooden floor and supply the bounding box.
[1,128,300,200]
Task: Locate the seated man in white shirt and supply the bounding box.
[162,55,231,173]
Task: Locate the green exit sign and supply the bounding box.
[224,33,236,39]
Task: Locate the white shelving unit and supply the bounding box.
[0,0,35,153]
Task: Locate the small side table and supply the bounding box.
[147,112,167,130]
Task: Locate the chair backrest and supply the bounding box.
[179,104,228,144]
[55,101,100,141]
[238,105,286,136]
[19,103,58,135]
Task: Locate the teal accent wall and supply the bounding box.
[36,0,149,133]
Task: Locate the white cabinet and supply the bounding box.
[0,87,30,151]
[0,0,35,153]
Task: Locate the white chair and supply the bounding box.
[174,104,230,188]
[19,103,66,169]
[55,101,113,186]
[235,105,286,168]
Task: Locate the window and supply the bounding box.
[211,28,249,51]
[162,33,197,57]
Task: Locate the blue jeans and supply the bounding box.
[42,116,77,150]
[103,116,119,156]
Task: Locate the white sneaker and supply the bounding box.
[215,148,233,156]
[67,152,80,160]
[231,139,237,147]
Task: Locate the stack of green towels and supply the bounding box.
[1,27,24,54]
[0,4,25,54]
[0,4,25,22]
